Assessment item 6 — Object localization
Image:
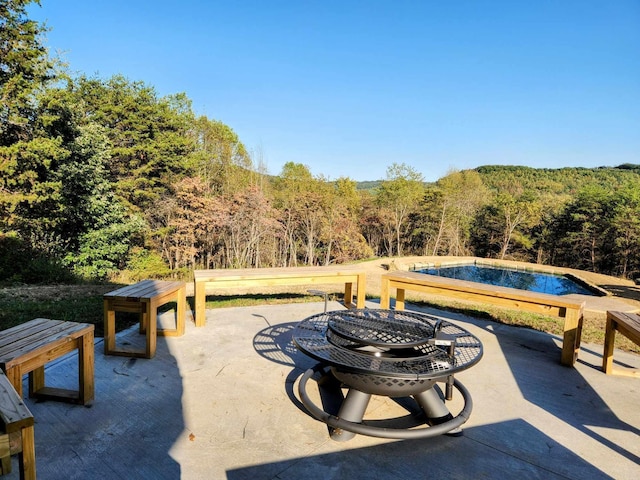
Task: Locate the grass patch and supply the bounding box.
[203,292,342,309]
[0,292,105,333]
[0,285,135,337]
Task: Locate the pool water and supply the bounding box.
[414,265,597,296]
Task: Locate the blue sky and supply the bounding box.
[28,1,640,182]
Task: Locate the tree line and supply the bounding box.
[2,1,640,284]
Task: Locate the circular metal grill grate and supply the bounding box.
[293,309,482,379]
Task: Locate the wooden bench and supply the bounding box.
[104,280,186,359]
[602,311,640,376]
[380,271,586,367]
[1,371,35,480]
[194,267,367,326]
[0,318,95,405]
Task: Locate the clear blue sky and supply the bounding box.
[28,0,640,182]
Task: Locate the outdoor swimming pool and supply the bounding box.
[413,264,598,296]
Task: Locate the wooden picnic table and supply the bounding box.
[103,280,186,359]
[0,318,94,405]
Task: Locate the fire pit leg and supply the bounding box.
[414,388,462,436]
[330,389,371,442]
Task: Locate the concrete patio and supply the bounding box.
[4,300,640,479]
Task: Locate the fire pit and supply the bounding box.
[292,309,483,440]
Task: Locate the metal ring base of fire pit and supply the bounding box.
[298,364,473,441]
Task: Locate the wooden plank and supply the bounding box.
[0,319,91,349]
[0,322,93,370]
[19,424,36,480]
[30,386,80,402]
[0,433,10,474]
[194,266,362,279]
[158,284,186,337]
[381,271,584,311]
[0,318,57,350]
[104,280,185,301]
[194,280,206,328]
[0,372,33,433]
[193,268,366,327]
[561,305,584,366]
[0,318,51,339]
[610,311,640,344]
[103,279,158,298]
[197,275,359,289]
[78,329,95,404]
[383,271,582,309]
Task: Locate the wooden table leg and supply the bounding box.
[380,278,391,309]
[561,308,583,367]
[28,367,45,399]
[395,288,406,311]
[176,284,186,335]
[4,367,23,399]
[356,273,366,309]
[78,331,95,404]
[146,299,157,359]
[19,425,36,480]
[139,302,148,334]
[195,280,206,327]
[602,314,616,374]
[344,282,354,308]
[0,434,10,474]
[104,299,116,355]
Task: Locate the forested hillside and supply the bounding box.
[2,1,640,284]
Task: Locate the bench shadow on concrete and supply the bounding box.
[478,311,640,466]
[248,319,611,479]
[15,323,184,479]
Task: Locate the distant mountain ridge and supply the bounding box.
[356,164,640,191]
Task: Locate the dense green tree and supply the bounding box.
[0,0,54,146]
[608,185,640,278]
[428,170,487,256]
[190,116,253,197]
[470,181,543,261]
[529,191,570,264]
[11,79,147,279]
[0,135,67,234]
[272,162,315,265]
[375,163,425,257]
[549,186,611,272]
[59,75,193,211]
[494,189,542,259]
[319,177,372,265]
[547,182,640,278]
[358,190,389,257]
[0,0,57,232]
